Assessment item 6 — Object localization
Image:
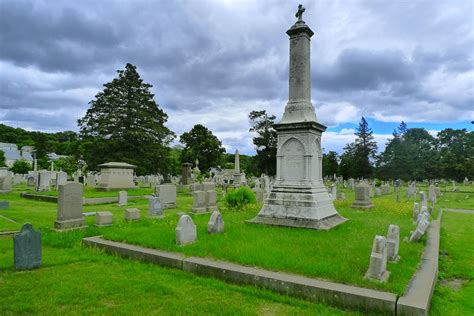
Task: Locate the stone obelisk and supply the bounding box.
[249,5,346,230]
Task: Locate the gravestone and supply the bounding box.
[54,182,86,230]
[0,200,9,209]
[125,208,140,221]
[381,184,390,195]
[13,223,42,270]
[180,162,193,185]
[95,211,113,226]
[191,191,207,213]
[148,196,163,217]
[386,224,400,262]
[118,191,127,206]
[406,182,416,197]
[413,202,419,221]
[36,171,51,192]
[155,184,176,208]
[419,191,428,210]
[176,215,197,245]
[428,185,436,203]
[365,235,389,281]
[410,218,430,242]
[206,190,218,213]
[207,211,224,234]
[56,171,68,187]
[86,174,96,188]
[202,182,216,192]
[0,172,12,191]
[27,176,36,187]
[253,187,264,203]
[330,184,337,201]
[337,192,346,200]
[351,182,374,209]
[375,188,382,196]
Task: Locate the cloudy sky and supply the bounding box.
[1,0,473,155]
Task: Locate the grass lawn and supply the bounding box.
[1,183,472,314]
[430,211,474,315]
[19,184,155,198]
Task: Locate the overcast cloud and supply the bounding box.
[0,0,473,154]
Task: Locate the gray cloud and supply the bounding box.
[0,0,472,154]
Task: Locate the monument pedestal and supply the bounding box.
[54,218,86,230]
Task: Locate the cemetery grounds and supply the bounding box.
[0,183,473,315]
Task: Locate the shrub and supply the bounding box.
[225,186,256,209]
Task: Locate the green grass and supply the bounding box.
[1,183,473,314]
[430,211,474,315]
[0,235,358,315]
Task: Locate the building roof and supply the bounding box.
[97,162,137,169]
[1,148,22,160]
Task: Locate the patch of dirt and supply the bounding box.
[440,278,468,291]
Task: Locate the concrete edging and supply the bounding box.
[21,192,151,205]
[82,236,396,314]
[397,219,440,316]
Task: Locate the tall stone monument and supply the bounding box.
[54,182,86,230]
[249,5,346,230]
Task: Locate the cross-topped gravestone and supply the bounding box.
[295,4,305,22]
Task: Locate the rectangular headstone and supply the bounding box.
[118,191,128,206]
[95,211,113,226]
[54,182,86,230]
[155,184,176,208]
[125,208,140,221]
[14,224,42,270]
[191,190,207,213]
[148,196,163,217]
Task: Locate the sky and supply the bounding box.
[1,0,473,155]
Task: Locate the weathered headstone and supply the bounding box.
[419,191,428,210]
[13,223,42,270]
[253,187,264,203]
[118,191,127,206]
[86,174,96,188]
[337,192,346,200]
[386,224,400,262]
[365,235,389,281]
[0,200,9,209]
[180,162,193,185]
[36,171,51,192]
[428,185,437,204]
[410,218,430,242]
[375,188,382,196]
[148,196,163,217]
[206,190,218,212]
[54,182,86,230]
[27,176,36,187]
[125,208,140,221]
[155,184,176,208]
[95,211,113,226]
[0,172,12,191]
[413,202,419,221]
[351,182,374,209]
[330,184,337,201]
[191,190,207,213]
[207,211,224,234]
[56,171,68,187]
[381,184,390,195]
[176,215,197,245]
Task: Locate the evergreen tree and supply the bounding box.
[9,160,31,174]
[322,151,339,178]
[351,117,378,178]
[78,63,175,175]
[249,110,277,175]
[179,124,225,173]
[0,150,6,167]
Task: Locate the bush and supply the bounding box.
[9,159,32,174]
[225,186,256,209]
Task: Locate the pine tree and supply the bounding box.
[249,110,277,175]
[78,63,175,175]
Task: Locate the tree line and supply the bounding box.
[1,63,472,181]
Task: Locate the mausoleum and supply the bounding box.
[96,162,136,191]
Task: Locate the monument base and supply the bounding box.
[365,271,390,283]
[248,183,347,230]
[54,218,87,230]
[191,207,208,214]
[351,200,374,209]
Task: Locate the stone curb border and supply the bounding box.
[396,219,440,316]
[82,236,396,314]
[20,192,151,205]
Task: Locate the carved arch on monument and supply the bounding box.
[280,137,305,181]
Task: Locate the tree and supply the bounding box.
[179,124,225,173]
[437,128,474,181]
[322,151,339,178]
[78,63,175,175]
[341,117,377,179]
[9,160,31,174]
[249,110,277,175]
[0,150,6,167]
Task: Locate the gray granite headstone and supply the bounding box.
[176,215,197,245]
[14,223,42,270]
[148,196,163,217]
[0,200,9,209]
[54,182,86,230]
[207,211,224,234]
[365,235,389,281]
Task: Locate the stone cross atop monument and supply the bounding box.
[295,4,305,22]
